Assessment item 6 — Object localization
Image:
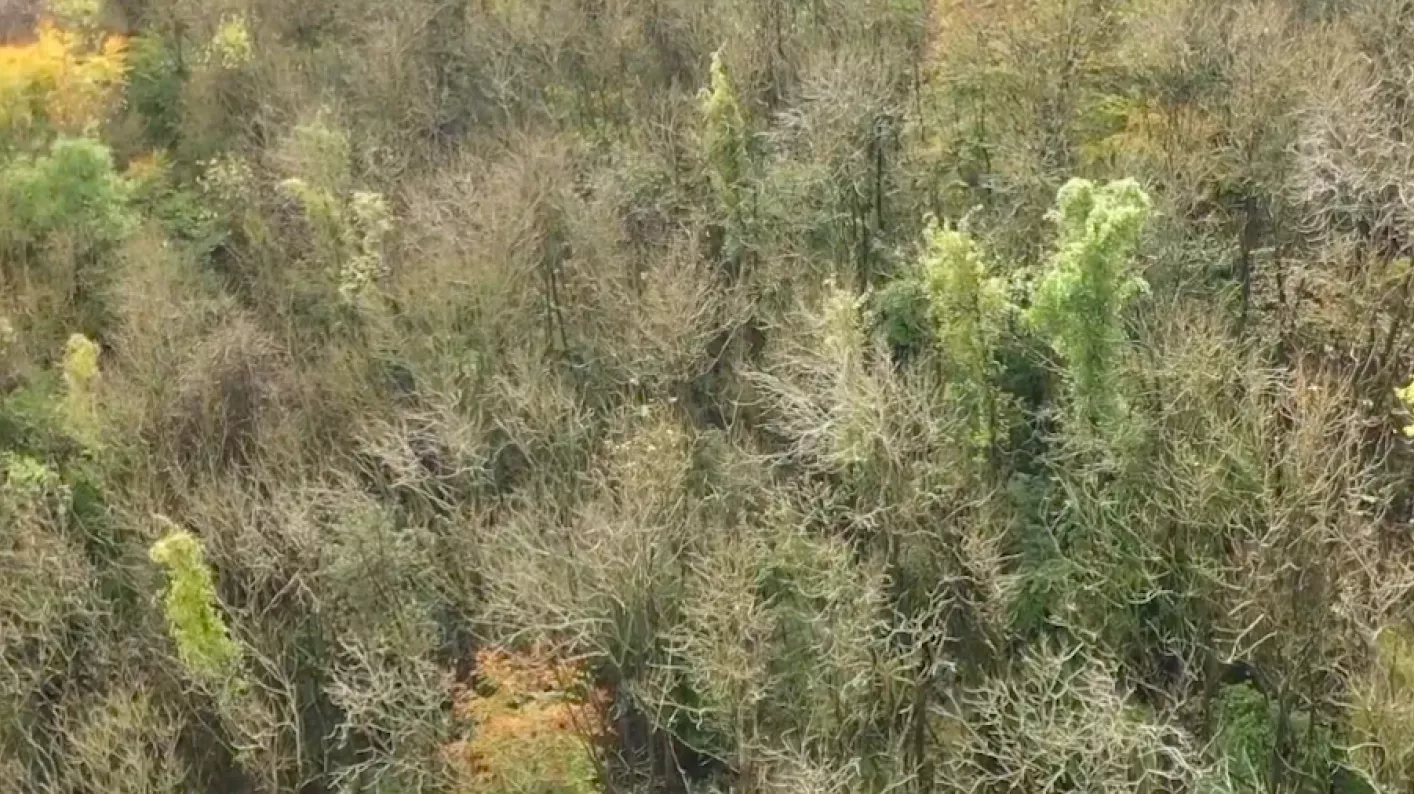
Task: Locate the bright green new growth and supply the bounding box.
[150,525,242,683]
[922,218,1010,451]
[1027,178,1151,431]
[701,49,750,218]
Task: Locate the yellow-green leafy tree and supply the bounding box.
[1027,178,1152,435]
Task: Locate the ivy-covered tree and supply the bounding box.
[1027,178,1152,434]
[921,218,1011,456]
[701,49,752,265]
[149,525,242,684]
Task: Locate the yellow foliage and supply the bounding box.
[451,648,603,794]
[125,150,167,181]
[1080,95,1222,175]
[62,331,99,390]
[62,332,101,445]
[124,149,169,195]
[0,20,129,141]
[1398,379,1414,438]
[206,15,253,70]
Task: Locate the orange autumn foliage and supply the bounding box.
[0,20,129,140]
[451,648,606,793]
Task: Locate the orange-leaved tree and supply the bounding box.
[0,19,128,144]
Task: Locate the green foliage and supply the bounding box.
[281,117,351,194]
[701,50,750,213]
[872,276,932,357]
[701,48,753,263]
[45,0,102,29]
[282,178,394,303]
[61,332,101,445]
[3,451,62,496]
[281,177,345,261]
[205,16,254,70]
[1213,683,1275,792]
[125,36,185,149]
[1,136,133,250]
[148,524,242,684]
[1208,681,1335,794]
[922,218,1011,452]
[1027,178,1151,433]
[277,119,393,304]
[341,190,392,302]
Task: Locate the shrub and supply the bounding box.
[3,3,1413,793]
[0,450,92,782]
[1,136,134,252]
[64,685,188,794]
[1211,683,1276,792]
[340,190,392,303]
[454,648,602,794]
[61,331,100,444]
[671,513,885,770]
[205,15,253,71]
[702,49,750,214]
[0,315,17,379]
[871,276,932,359]
[165,315,284,472]
[326,638,457,793]
[277,116,351,195]
[45,0,102,29]
[1398,378,1414,436]
[277,119,395,305]
[148,523,242,684]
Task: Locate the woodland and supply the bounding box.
[6,0,1414,792]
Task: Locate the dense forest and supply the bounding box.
[9,0,1414,791]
